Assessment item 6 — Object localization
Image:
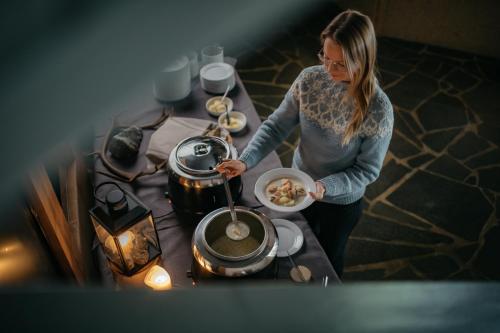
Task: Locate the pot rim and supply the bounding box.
[174,135,230,176]
[167,139,238,183]
[200,207,269,262]
[192,206,278,277]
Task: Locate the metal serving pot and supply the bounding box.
[192,206,278,277]
[166,136,242,223]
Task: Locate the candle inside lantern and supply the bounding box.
[104,231,137,270]
[117,231,135,253]
[105,231,135,255]
[144,265,172,290]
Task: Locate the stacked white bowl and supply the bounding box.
[200,62,236,94]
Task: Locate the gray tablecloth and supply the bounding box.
[93,58,339,288]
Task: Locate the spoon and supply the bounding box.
[287,250,308,283]
[220,85,231,126]
[220,84,230,105]
[221,171,249,241]
[224,104,231,127]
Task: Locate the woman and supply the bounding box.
[216,10,393,277]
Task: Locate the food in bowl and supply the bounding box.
[209,99,227,114]
[206,96,233,117]
[217,111,246,133]
[208,99,227,114]
[220,116,244,130]
[266,178,306,207]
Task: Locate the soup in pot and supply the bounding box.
[210,235,260,257]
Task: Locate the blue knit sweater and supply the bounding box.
[239,65,394,205]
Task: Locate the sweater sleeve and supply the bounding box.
[238,74,302,169]
[319,94,394,199]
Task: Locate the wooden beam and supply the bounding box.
[27,164,85,285]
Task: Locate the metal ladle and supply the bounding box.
[221,172,250,241]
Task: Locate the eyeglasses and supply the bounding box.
[317,49,347,72]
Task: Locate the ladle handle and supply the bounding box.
[225,106,231,126]
[221,172,237,222]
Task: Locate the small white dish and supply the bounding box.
[272,219,304,257]
[206,96,233,117]
[218,111,247,134]
[200,62,235,94]
[254,168,315,213]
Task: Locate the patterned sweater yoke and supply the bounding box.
[239,65,394,205]
[295,66,393,139]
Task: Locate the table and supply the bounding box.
[93,58,339,288]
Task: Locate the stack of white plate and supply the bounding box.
[200,62,236,94]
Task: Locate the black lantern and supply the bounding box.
[89,182,161,276]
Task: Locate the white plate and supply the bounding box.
[271,219,304,257]
[254,168,315,213]
[200,62,233,81]
[200,62,236,94]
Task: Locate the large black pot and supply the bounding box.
[166,136,242,224]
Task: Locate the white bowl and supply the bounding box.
[205,96,234,117]
[200,62,236,94]
[217,111,247,134]
[254,168,315,213]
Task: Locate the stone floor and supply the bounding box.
[233,6,500,281]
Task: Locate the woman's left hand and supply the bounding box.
[309,181,326,201]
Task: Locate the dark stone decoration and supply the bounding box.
[97,108,169,183]
[108,126,143,160]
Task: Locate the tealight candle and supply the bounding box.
[144,265,172,290]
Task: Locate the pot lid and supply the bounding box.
[175,136,230,175]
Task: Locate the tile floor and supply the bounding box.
[233,5,500,281]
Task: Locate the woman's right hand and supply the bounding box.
[215,159,247,179]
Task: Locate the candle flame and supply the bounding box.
[155,275,167,284]
[105,231,135,255]
[144,265,172,290]
[118,232,132,246]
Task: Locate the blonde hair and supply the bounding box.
[321,10,377,145]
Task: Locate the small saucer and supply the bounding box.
[271,219,304,257]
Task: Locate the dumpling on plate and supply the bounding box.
[266,178,306,207]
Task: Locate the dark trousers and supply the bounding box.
[301,198,363,278]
